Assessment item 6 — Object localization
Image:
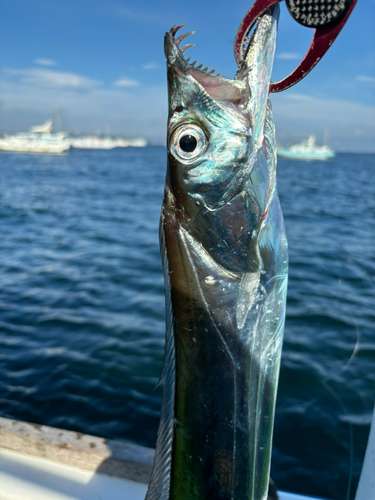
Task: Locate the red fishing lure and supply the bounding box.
[234,0,358,92]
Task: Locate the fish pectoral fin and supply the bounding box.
[236,271,261,329]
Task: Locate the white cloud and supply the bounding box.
[115,6,170,26]
[143,63,160,70]
[113,78,140,87]
[1,69,374,150]
[357,75,375,84]
[282,93,313,101]
[35,58,57,67]
[4,68,101,90]
[272,93,375,152]
[276,52,300,60]
[0,77,167,141]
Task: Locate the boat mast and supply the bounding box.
[55,106,62,133]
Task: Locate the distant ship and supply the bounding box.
[69,136,147,150]
[0,119,147,153]
[277,135,335,161]
[0,121,70,154]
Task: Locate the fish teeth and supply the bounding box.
[181,44,195,54]
[169,24,221,79]
[171,24,185,37]
[175,31,195,47]
[241,32,254,57]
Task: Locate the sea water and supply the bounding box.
[0,147,374,500]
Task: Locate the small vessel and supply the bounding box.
[68,136,118,150]
[277,135,335,161]
[114,137,147,148]
[69,136,147,150]
[0,121,70,154]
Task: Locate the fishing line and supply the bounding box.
[340,245,375,286]
[319,322,363,500]
[319,376,354,500]
[313,240,373,500]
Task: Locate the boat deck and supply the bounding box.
[0,416,328,500]
[0,446,324,500]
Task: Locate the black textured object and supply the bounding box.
[179,134,197,153]
[286,0,354,28]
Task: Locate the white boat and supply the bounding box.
[69,136,118,150]
[0,121,70,154]
[69,136,147,150]
[277,136,335,161]
[114,137,147,148]
[0,408,373,500]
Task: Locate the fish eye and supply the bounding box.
[180,134,197,153]
[169,124,207,162]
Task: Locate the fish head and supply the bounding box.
[164,7,279,217]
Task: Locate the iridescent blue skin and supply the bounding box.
[146,7,288,500]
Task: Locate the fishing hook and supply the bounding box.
[234,0,358,92]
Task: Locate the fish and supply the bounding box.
[145,5,288,500]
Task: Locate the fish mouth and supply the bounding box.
[164,7,278,106]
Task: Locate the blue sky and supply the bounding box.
[0,0,374,151]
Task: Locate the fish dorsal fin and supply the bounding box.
[145,220,175,500]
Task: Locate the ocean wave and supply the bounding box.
[0,149,373,500]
